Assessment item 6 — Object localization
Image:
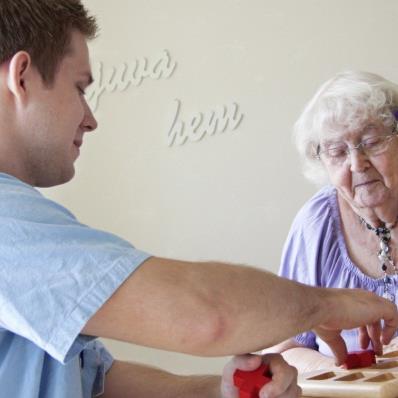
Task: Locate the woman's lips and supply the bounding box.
[353,179,379,189]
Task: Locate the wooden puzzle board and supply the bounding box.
[299,344,398,398]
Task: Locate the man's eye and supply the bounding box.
[77,86,86,95]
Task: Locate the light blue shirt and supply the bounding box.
[0,173,151,397]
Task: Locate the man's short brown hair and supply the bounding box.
[0,0,98,84]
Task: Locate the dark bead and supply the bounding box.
[384,275,392,284]
[382,264,388,271]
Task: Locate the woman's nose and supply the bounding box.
[349,148,370,172]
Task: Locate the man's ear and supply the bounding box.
[7,51,33,102]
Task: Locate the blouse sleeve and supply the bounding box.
[278,187,334,350]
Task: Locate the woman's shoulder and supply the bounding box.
[284,185,340,253]
[294,185,337,227]
[280,185,340,283]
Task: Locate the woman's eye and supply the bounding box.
[363,137,381,148]
[327,147,346,157]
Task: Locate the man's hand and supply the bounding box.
[221,354,301,398]
[313,288,398,365]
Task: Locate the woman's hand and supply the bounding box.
[221,353,301,398]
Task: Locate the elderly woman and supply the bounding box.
[267,71,398,372]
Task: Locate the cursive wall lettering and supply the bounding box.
[87,50,177,111]
[166,99,244,147]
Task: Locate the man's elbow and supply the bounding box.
[178,303,231,356]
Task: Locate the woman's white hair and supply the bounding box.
[294,70,398,185]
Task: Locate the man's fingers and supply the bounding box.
[315,329,347,366]
[221,354,263,398]
[222,354,261,383]
[377,298,398,344]
[367,322,382,355]
[233,354,262,371]
[259,354,299,398]
[262,354,297,395]
[359,326,370,350]
[381,311,398,345]
[260,378,301,398]
[328,336,348,366]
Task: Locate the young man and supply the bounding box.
[0,1,397,397]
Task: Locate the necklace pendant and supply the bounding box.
[359,215,397,303]
[378,252,389,262]
[380,241,390,252]
[383,275,396,302]
[382,233,391,242]
[384,275,393,284]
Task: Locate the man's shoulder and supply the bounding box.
[0,172,37,194]
[0,173,76,223]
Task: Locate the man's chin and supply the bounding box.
[35,168,75,188]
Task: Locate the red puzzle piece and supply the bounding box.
[233,364,272,398]
[343,350,376,369]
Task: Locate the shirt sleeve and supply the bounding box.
[81,340,114,397]
[0,180,152,363]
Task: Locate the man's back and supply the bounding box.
[0,173,149,397]
[0,332,109,397]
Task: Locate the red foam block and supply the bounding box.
[343,350,376,369]
[233,363,272,398]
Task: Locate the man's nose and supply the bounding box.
[82,100,98,132]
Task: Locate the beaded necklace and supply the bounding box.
[359,217,397,302]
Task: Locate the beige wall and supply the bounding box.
[43,0,398,375]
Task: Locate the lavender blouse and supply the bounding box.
[279,185,398,357]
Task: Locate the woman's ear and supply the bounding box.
[7,51,33,102]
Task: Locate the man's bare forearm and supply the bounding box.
[168,259,328,354]
[83,257,396,357]
[102,360,221,398]
[84,257,329,354]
